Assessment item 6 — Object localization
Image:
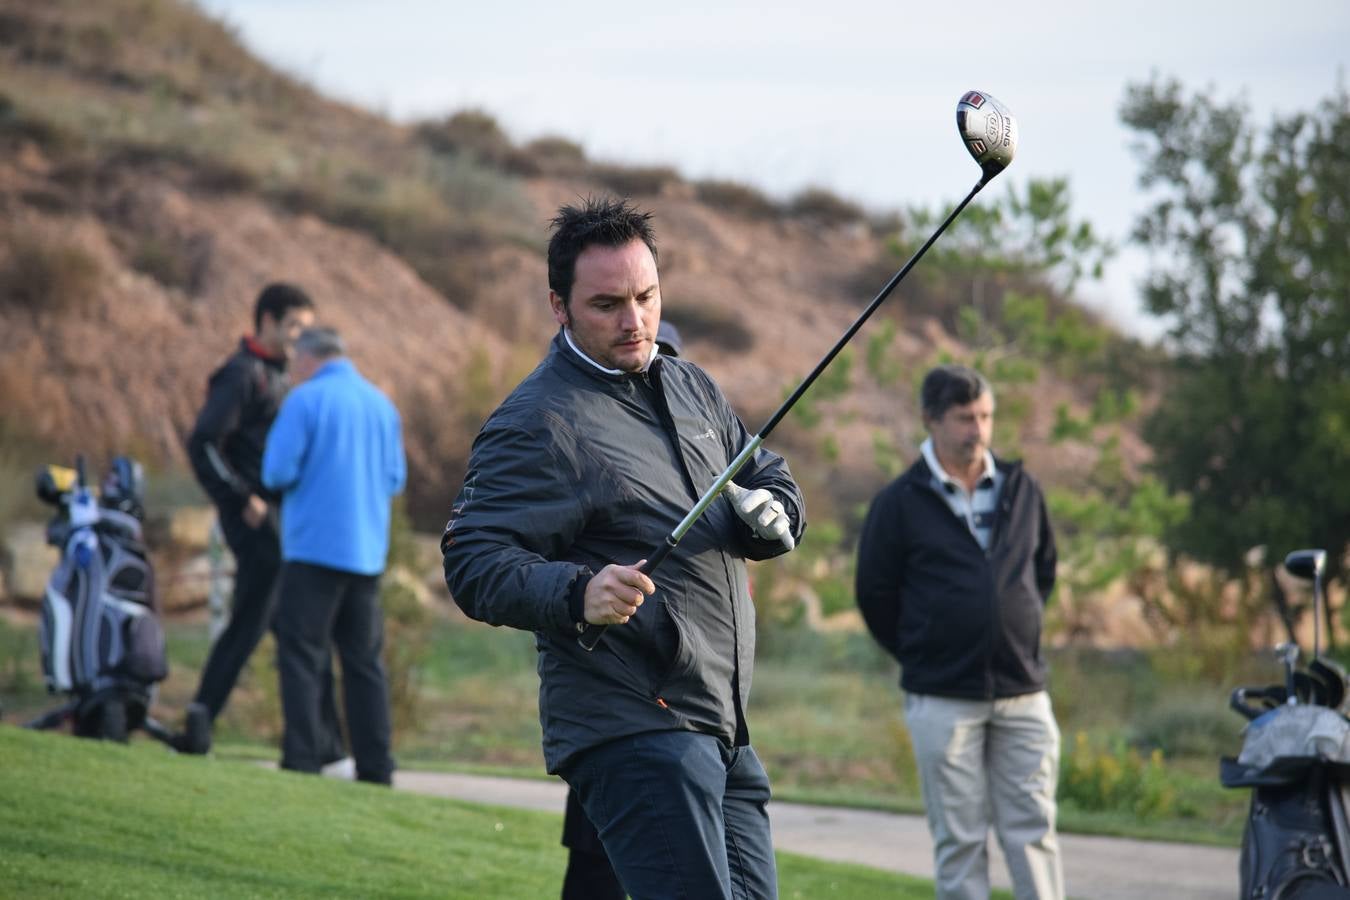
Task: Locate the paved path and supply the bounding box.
[394,771,1238,899]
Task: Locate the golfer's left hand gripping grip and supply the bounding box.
[577,539,676,651]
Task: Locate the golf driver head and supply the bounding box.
[1285,548,1327,581]
[956,90,1017,182]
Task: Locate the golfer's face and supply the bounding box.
[260,307,316,360]
[928,392,994,470]
[552,239,661,373]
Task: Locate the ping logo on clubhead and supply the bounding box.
[961,91,986,109]
[985,111,1006,147]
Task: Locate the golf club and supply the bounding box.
[1286,549,1328,657]
[579,90,1019,651]
[1284,548,1345,709]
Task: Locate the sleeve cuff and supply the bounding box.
[567,570,594,628]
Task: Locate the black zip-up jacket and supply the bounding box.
[186,338,289,514]
[441,332,806,773]
[855,455,1056,699]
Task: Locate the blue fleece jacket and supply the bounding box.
[262,358,406,575]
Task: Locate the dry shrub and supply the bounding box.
[663,302,755,353]
[123,231,213,293]
[695,179,781,220]
[589,163,682,198]
[520,135,587,176]
[416,109,513,164]
[0,229,100,313]
[0,90,71,153]
[788,187,866,226]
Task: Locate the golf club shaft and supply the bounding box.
[579,176,990,651]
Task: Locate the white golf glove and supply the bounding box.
[724,482,795,551]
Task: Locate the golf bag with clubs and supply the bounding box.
[1223,549,1350,899]
[27,456,173,744]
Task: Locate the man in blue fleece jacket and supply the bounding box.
[263,326,406,784]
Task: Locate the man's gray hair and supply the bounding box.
[921,364,994,420]
[294,326,345,360]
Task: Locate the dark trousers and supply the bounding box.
[194,512,344,762]
[561,731,777,900]
[274,561,393,784]
[562,787,625,900]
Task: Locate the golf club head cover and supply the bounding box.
[724,482,794,551]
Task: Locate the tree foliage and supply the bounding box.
[905,177,1114,293]
[1122,78,1350,581]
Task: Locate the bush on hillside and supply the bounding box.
[520,135,587,176]
[695,179,781,220]
[590,163,682,198]
[0,229,100,313]
[127,232,213,293]
[662,301,754,353]
[788,187,866,226]
[415,109,526,171]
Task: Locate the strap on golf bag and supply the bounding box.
[1239,765,1350,899]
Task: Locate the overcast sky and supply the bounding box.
[196,0,1349,341]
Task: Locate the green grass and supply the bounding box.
[0,726,942,898]
[0,611,1254,847]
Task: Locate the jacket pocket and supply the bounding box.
[652,602,697,695]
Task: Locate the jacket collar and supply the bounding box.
[552,329,660,384]
[906,451,1019,491]
[241,335,286,368]
[308,357,355,381]
[920,438,997,494]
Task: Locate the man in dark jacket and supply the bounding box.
[178,284,341,761]
[442,197,805,900]
[558,317,686,900]
[855,365,1063,900]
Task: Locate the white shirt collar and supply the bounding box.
[920,437,996,491]
[563,328,658,375]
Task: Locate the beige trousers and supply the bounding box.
[904,691,1064,900]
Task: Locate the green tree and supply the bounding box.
[906,177,1114,293]
[1121,78,1350,590]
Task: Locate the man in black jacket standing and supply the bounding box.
[442,197,805,900]
[559,319,683,900]
[179,284,341,761]
[856,365,1063,900]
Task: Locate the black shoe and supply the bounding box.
[173,702,212,755]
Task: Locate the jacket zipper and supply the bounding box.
[916,472,1011,699]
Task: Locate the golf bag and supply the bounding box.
[29,457,172,743]
[1222,548,1350,900]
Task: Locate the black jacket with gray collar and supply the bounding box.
[855,455,1056,700]
[441,331,806,773]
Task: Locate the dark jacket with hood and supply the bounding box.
[186,337,289,516]
[855,454,1056,699]
[441,331,806,773]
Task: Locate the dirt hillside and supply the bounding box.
[0,0,1140,535]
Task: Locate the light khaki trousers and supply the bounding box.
[904,691,1064,900]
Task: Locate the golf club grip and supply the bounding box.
[576,540,676,652]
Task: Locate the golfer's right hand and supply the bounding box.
[584,561,656,625]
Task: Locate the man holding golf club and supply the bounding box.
[856,365,1063,900]
[442,196,805,899]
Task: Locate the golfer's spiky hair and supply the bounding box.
[547,196,658,305]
